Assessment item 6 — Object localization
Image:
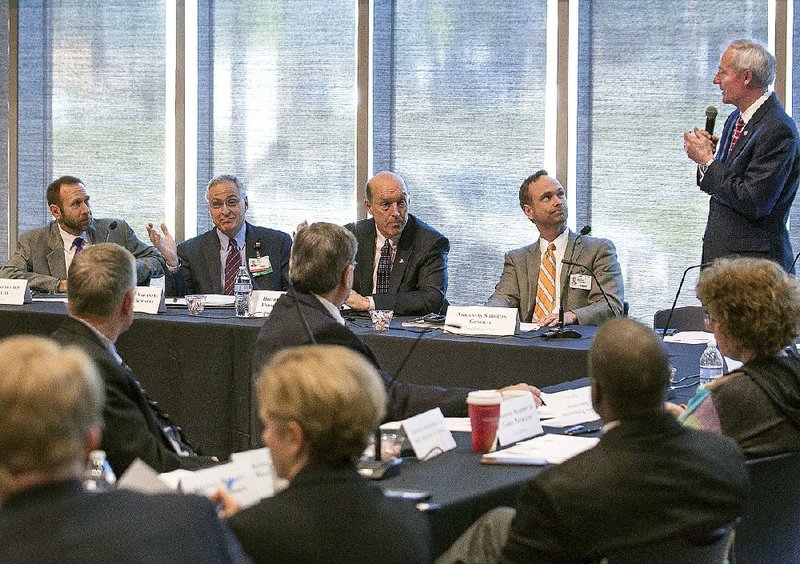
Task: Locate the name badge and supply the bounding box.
[0,279,32,305]
[133,287,166,314]
[250,290,285,318]
[496,393,543,446]
[401,408,456,461]
[570,273,592,290]
[248,256,273,277]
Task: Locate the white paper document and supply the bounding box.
[482,433,599,465]
[664,331,714,344]
[539,386,600,428]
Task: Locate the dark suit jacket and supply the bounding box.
[228,461,431,564]
[51,316,216,475]
[253,292,469,420]
[700,93,800,271]
[500,413,748,563]
[166,222,291,297]
[345,214,449,315]
[0,479,249,563]
[486,230,624,325]
[0,219,164,293]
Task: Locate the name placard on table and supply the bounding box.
[401,408,456,461]
[133,287,166,314]
[0,279,32,305]
[250,290,286,318]
[496,393,543,447]
[444,306,519,336]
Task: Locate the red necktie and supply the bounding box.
[223,240,241,295]
[727,116,744,157]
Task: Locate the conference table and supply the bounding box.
[0,300,705,557]
[0,301,705,457]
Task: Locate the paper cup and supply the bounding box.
[467,390,503,453]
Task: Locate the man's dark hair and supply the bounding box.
[589,318,670,419]
[46,176,84,207]
[518,169,550,209]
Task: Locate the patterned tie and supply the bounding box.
[223,240,241,295]
[72,237,84,254]
[727,115,745,157]
[534,243,557,321]
[376,239,392,294]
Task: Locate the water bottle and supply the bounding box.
[234,266,253,318]
[699,337,724,387]
[83,450,116,492]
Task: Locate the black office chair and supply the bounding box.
[730,452,800,563]
[597,526,732,564]
[653,305,706,332]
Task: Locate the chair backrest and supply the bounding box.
[597,527,732,564]
[732,451,800,563]
[653,305,706,332]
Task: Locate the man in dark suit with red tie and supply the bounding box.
[684,39,800,272]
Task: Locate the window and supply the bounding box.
[18,0,166,238]
[373,0,548,307]
[197,0,356,237]
[576,0,768,319]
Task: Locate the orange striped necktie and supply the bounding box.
[534,243,557,321]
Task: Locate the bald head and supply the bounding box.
[590,318,670,420]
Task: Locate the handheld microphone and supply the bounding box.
[105,220,118,242]
[543,225,591,340]
[704,106,718,135]
[560,258,618,321]
[659,262,711,340]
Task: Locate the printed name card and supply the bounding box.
[0,279,32,305]
[401,408,456,461]
[496,393,543,447]
[250,290,286,318]
[133,287,166,314]
[444,306,519,336]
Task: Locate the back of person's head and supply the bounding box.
[589,318,670,419]
[46,175,84,207]
[0,336,103,493]
[67,243,136,319]
[728,38,776,89]
[697,257,800,357]
[257,345,387,464]
[290,222,357,294]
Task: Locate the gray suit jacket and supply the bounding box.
[486,230,624,325]
[0,219,164,293]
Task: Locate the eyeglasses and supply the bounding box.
[210,197,242,210]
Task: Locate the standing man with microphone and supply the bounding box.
[684,39,800,272]
[486,170,624,326]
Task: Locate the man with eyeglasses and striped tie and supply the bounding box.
[487,170,624,327]
[147,174,292,297]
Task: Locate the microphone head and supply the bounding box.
[705,106,718,119]
[580,225,592,236]
[109,220,118,230]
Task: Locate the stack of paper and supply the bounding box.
[481,433,599,466]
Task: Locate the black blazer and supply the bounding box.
[0,479,248,563]
[345,214,449,315]
[700,93,800,271]
[253,292,469,420]
[166,222,291,296]
[52,316,216,475]
[501,413,749,563]
[229,462,431,564]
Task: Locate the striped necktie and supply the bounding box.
[376,239,392,294]
[534,243,557,321]
[223,240,241,295]
[727,115,745,157]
